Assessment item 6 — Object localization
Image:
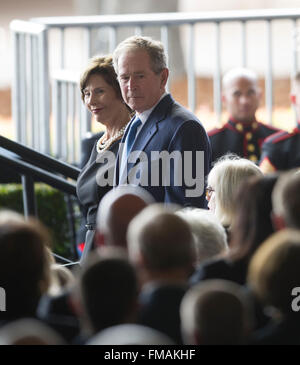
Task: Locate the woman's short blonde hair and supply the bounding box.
[79,55,123,101]
[208,154,262,226]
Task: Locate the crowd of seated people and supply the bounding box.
[0,165,299,345]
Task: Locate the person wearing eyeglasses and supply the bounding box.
[204,154,262,238]
[190,173,278,294]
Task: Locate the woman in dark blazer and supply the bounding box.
[77,56,132,263]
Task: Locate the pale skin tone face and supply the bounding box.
[206,185,216,213]
[83,73,130,139]
[222,77,261,123]
[117,49,169,113]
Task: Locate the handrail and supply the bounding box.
[0,135,80,180]
[10,19,46,34]
[0,152,77,196]
[31,8,300,27]
[0,137,80,263]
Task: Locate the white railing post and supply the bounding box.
[38,28,50,154]
[266,19,273,125]
[161,25,169,92]
[214,22,222,125]
[187,23,196,113]
[11,29,22,142]
[241,21,247,67]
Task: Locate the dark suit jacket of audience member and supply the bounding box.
[189,258,271,331]
[250,313,300,345]
[137,284,188,344]
[190,257,248,286]
[37,291,80,343]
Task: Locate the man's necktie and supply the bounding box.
[124,117,142,159]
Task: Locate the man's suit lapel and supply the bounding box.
[126,94,174,172]
[117,94,174,184]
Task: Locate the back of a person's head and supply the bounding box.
[208,154,262,226]
[127,204,195,273]
[180,279,252,345]
[230,174,278,260]
[248,229,300,315]
[96,185,154,248]
[272,170,300,229]
[0,218,52,319]
[176,208,228,266]
[0,318,65,345]
[78,253,138,335]
[87,324,175,345]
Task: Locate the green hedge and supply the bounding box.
[0,183,78,259]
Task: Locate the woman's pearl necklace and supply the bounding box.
[96,123,129,153]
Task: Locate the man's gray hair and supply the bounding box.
[176,208,228,266]
[113,35,167,75]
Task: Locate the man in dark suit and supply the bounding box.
[208,68,280,164]
[112,36,211,208]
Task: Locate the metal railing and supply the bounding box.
[0,135,80,263]
[10,9,300,162]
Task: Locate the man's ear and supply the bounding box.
[160,68,169,88]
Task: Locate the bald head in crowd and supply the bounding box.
[127,204,196,284]
[95,186,154,248]
[222,67,261,124]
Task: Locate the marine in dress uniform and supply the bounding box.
[260,72,300,173]
[208,67,281,164]
[208,117,280,164]
[259,121,300,172]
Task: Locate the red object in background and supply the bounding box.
[77,242,85,254]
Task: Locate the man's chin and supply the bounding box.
[236,115,255,123]
[129,104,144,113]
